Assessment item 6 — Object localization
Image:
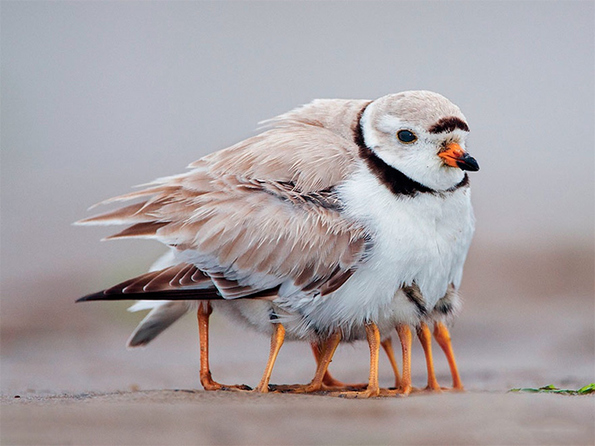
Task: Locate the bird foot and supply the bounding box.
[266,383,320,393]
[267,382,358,394]
[410,385,442,394]
[334,387,381,399]
[382,385,413,396]
[321,377,368,391]
[202,381,252,392]
[321,382,368,391]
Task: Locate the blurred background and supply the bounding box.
[1,1,593,396]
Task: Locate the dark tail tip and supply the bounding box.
[76,291,110,303]
[76,288,222,303]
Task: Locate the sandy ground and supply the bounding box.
[2,391,594,446]
[1,246,594,445]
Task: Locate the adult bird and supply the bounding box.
[78,91,478,397]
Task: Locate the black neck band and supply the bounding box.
[354,106,468,196]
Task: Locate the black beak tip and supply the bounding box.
[456,155,480,172]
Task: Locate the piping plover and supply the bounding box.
[78,91,478,397]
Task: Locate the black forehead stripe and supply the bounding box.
[428,116,469,134]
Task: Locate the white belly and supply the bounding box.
[279,166,475,340]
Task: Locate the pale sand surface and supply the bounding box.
[2,391,593,446]
[1,247,594,445]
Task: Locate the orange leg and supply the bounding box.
[396,324,412,395]
[303,330,342,392]
[417,322,442,392]
[274,330,342,393]
[310,342,367,390]
[312,342,343,387]
[336,322,381,398]
[254,323,285,393]
[381,337,401,389]
[197,302,250,391]
[434,321,464,391]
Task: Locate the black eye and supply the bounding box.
[397,130,417,144]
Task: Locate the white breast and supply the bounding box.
[281,164,475,340]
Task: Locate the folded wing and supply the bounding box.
[78,99,370,302]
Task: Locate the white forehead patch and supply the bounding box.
[376,115,405,134]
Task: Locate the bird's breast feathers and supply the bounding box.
[325,163,475,319]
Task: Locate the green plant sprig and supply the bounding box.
[509,384,595,395]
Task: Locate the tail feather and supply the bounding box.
[77,262,219,302]
[127,301,195,347]
[76,288,221,302]
[128,300,172,312]
[77,261,280,302]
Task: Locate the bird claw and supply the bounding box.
[203,382,252,392]
[334,387,380,399]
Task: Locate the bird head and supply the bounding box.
[360,91,479,191]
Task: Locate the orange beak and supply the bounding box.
[438,142,480,171]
